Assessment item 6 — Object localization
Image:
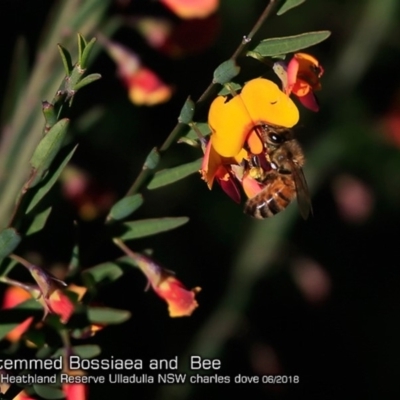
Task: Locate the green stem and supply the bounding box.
[124,0,279,198]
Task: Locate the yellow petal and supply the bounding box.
[208,95,254,157]
[241,78,299,128]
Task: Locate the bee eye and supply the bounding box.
[269,134,283,144]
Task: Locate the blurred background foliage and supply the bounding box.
[1,0,400,399]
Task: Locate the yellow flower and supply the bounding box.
[209,79,299,158]
[201,78,299,196]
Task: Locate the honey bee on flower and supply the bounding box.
[200,53,323,218]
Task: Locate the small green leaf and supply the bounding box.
[88,307,131,324]
[57,44,73,75]
[83,261,123,286]
[33,385,64,400]
[0,299,42,341]
[147,158,202,189]
[0,37,29,126]
[252,31,331,57]
[178,97,195,125]
[73,344,101,358]
[73,73,101,91]
[29,118,70,188]
[26,145,78,214]
[80,37,97,70]
[52,344,101,359]
[177,137,199,147]
[67,243,80,277]
[185,122,211,140]
[144,147,160,170]
[0,228,21,261]
[42,101,58,133]
[24,329,46,348]
[213,60,241,85]
[107,194,144,222]
[77,33,88,66]
[277,0,306,15]
[36,346,56,359]
[218,82,242,96]
[0,257,17,276]
[121,217,189,240]
[26,207,52,236]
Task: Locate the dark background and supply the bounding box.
[1,0,400,399]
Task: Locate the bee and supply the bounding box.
[243,124,312,219]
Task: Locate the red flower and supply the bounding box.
[152,275,201,317]
[2,286,33,342]
[114,240,200,317]
[99,36,173,106]
[63,383,88,400]
[275,53,324,112]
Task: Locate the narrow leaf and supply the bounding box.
[144,147,160,170]
[73,73,101,91]
[29,118,70,188]
[33,385,64,400]
[0,299,42,341]
[77,33,87,66]
[88,307,131,324]
[121,217,189,240]
[218,82,242,96]
[252,31,331,57]
[107,194,144,222]
[177,137,199,147]
[277,0,306,15]
[65,243,80,279]
[213,60,241,85]
[26,145,78,214]
[80,37,97,69]
[72,344,101,358]
[185,122,211,140]
[0,258,18,276]
[147,158,202,189]
[0,37,29,125]
[42,101,58,133]
[26,207,52,236]
[0,228,21,261]
[178,97,195,125]
[57,44,73,75]
[83,261,124,286]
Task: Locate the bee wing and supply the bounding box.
[290,162,312,219]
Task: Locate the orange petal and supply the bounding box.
[160,0,218,19]
[293,53,323,92]
[2,287,33,342]
[128,68,173,106]
[242,174,265,199]
[200,139,223,188]
[46,289,74,324]
[154,276,201,317]
[247,130,264,155]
